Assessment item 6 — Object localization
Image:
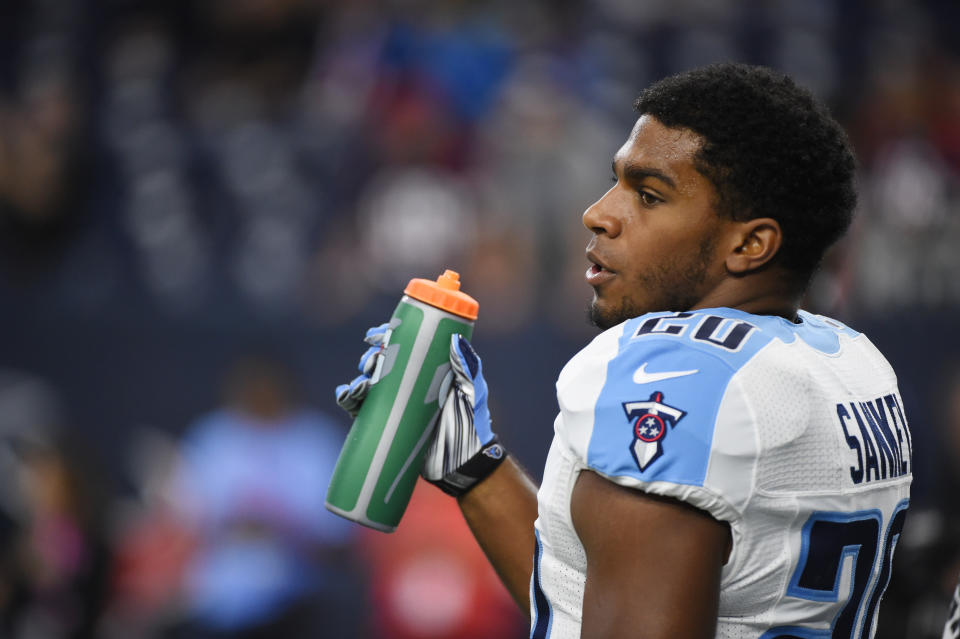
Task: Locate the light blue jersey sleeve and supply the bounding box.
[557,308,862,520]
[558,309,786,520]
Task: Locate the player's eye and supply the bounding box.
[638,191,661,206]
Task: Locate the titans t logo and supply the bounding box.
[623,391,686,471]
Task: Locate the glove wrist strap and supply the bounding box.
[433,438,508,498]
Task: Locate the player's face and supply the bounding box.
[584,115,732,329]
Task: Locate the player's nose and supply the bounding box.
[582,188,623,238]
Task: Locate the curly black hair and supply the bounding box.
[634,63,857,284]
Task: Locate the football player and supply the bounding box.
[338,63,912,638]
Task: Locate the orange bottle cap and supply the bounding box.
[404,269,479,320]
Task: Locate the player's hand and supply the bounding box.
[422,335,507,497]
[334,323,389,418]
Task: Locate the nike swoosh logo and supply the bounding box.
[632,363,698,384]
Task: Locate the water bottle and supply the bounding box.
[326,270,479,531]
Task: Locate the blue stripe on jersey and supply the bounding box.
[530,529,553,639]
[794,310,860,354]
[586,309,788,486]
[584,308,861,488]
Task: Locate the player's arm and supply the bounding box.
[457,456,538,612]
[422,335,538,613]
[571,470,730,639]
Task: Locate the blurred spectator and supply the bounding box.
[101,427,197,639]
[361,481,526,639]
[0,22,88,282]
[357,167,478,292]
[0,371,112,639]
[161,354,364,639]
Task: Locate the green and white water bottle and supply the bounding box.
[325,269,479,532]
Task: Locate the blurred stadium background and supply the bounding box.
[0,0,958,637]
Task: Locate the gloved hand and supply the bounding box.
[334,323,389,417]
[421,334,507,497]
[334,326,506,498]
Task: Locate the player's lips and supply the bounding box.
[585,250,616,286]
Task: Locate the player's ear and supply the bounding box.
[725,217,782,275]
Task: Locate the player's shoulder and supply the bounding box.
[562,307,813,381]
[555,310,774,512]
[616,307,865,367]
[555,308,880,520]
[557,306,868,419]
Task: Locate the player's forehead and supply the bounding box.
[613,115,706,190]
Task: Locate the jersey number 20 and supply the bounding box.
[762,501,908,639]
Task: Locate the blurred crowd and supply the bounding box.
[0,0,958,637]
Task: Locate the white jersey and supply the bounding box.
[530,308,912,639]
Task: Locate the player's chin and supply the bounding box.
[587,297,619,330]
[588,286,650,329]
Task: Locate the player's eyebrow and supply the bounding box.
[612,159,677,190]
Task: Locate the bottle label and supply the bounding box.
[368,315,467,518]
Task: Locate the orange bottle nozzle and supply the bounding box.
[436,269,461,291]
[404,270,479,320]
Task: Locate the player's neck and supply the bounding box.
[691,272,803,322]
